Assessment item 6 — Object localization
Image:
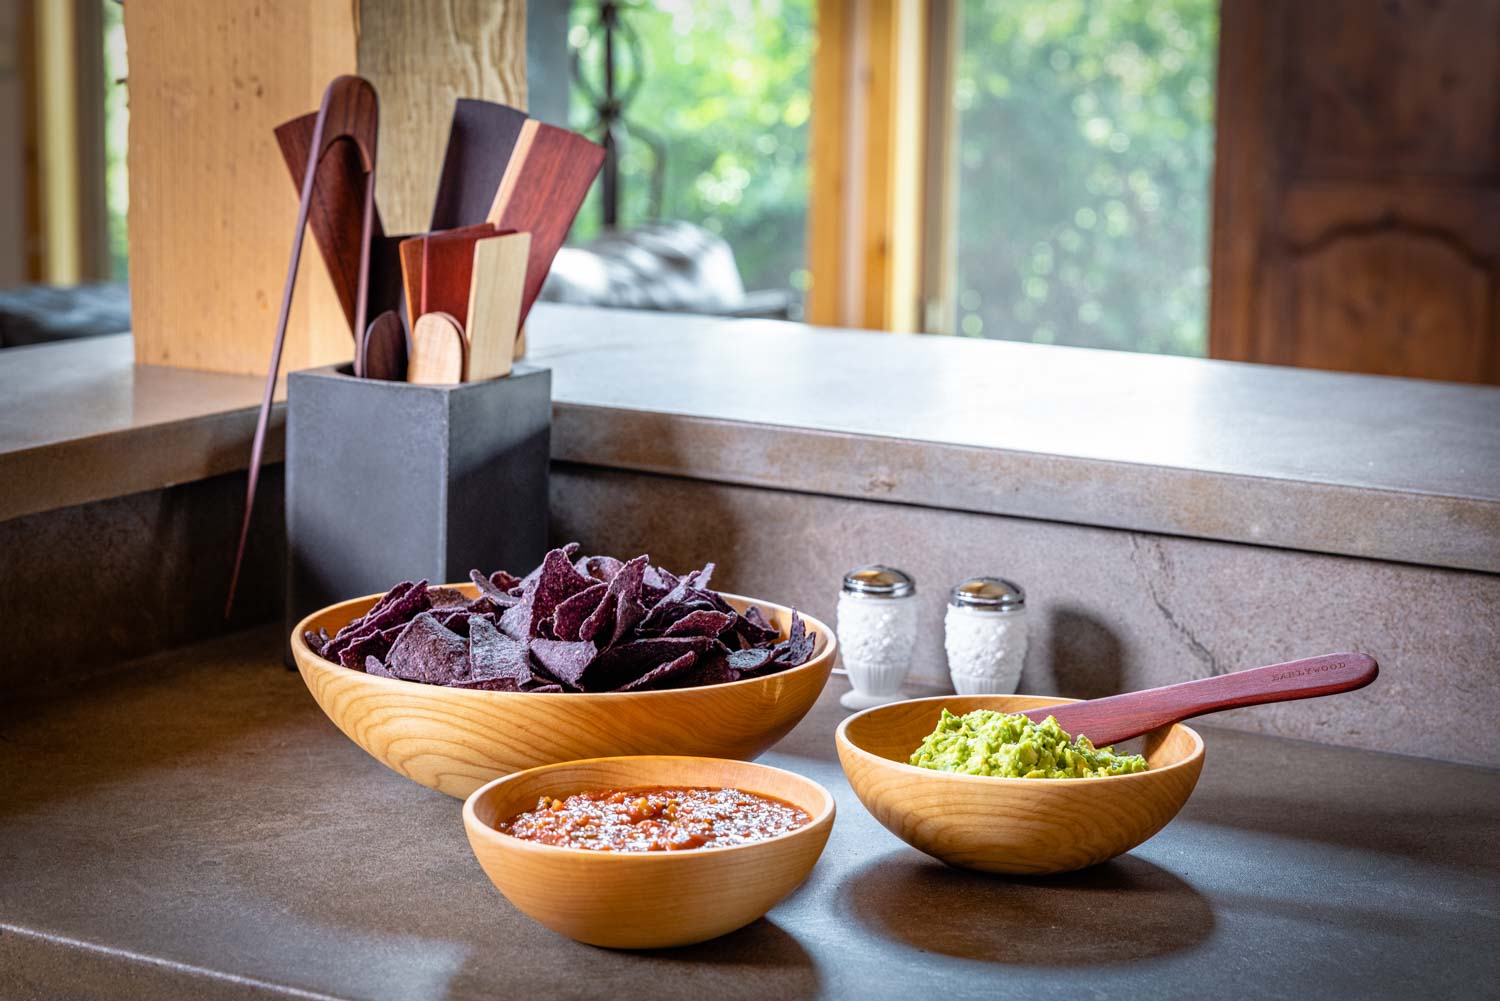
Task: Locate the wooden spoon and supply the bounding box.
[408,312,467,384]
[361,311,407,381]
[1024,652,1378,747]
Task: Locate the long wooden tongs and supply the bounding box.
[226,76,378,616]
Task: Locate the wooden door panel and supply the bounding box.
[1287,0,1500,179]
[1212,0,1500,384]
[1265,227,1492,381]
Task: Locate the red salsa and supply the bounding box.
[497,786,812,851]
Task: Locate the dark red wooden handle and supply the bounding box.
[1024,652,1379,747]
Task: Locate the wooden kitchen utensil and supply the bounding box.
[398,236,425,331]
[361,311,408,381]
[228,75,378,615]
[485,119,605,336]
[465,231,531,381]
[274,114,380,336]
[430,99,529,230]
[421,223,503,321]
[408,312,467,384]
[1020,652,1378,747]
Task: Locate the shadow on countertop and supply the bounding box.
[839,850,1215,965]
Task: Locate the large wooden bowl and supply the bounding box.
[836,695,1204,875]
[463,755,835,948]
[291,586,835,799]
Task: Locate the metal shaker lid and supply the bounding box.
[948,576,1025,610]
[841,565,915,598]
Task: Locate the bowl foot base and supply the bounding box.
[840,688,907,710]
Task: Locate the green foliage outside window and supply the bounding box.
[568,0,813,296]
[955,0,1217,355]
[103,0,128,280]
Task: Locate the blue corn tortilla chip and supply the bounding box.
[318,546,819,694]
[364,655,396,678]
[514,542,580,594]
[576,554,625,582]
[582,635,727,691]
[641,564,678,604]
[769,611,816,667]
[734,604,781,647]
[727,646,774,672]
[681,655,743,688]
[385,613,469,684]
[469,569,521,608]
[616,651,699,691]
[550,582,608,642]
[662,609,735,639]
[427,586,470,609]
[580,554,648,646]
[454,617,532,691]
[530,637,598,689]
[323,579,431,662]
[497,546,583,640]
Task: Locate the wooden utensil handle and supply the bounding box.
[1028,652,1378,747]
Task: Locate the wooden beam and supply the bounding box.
[126,1,526,375]
[357,1,527,234]
[807,0,928,332]
[919,0,959,335]
[806,0,850,327]
[33,0,108,285]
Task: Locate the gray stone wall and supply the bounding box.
[552,464,1500,768]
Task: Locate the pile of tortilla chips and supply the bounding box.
[304,545,817,693]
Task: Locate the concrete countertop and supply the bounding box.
[2,629,1495,1000]
[0,335,281,521]
[4,307,1499,571]
[527,305,1500,573]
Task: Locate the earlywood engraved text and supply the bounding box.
[1270,660,1345,682]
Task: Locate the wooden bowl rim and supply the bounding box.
[836,694,1205,787]
[462,754,838,860]
[291,586,837,702]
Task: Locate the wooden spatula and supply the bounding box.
[398,236,425,331]
[408,312,466,384]
[430,99,529,230]
[1025,652,1379,747]
[466,231,530,381]
[485,119,605,337]
[421,223,503,321]
[274,111,396,334]
[361,310,408,381]
[228,75,378,616]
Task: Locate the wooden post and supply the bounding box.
[807,0,928,333]
[125,1,527,374]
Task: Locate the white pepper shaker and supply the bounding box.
[945,577,1028,695]
[836,566,918,711]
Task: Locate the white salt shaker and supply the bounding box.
[945,577,1028,695]
[836,566,918,711]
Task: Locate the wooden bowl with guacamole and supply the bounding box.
[292,587,835,799]
[836,695,1204,875]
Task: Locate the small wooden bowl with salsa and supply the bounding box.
[292,588,835,799]
[463,755,836,949]
[837,695,1205,875]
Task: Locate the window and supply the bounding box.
[566,0,814,300]
[950,0,1217,355]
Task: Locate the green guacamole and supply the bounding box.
[909,708,1149,779]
